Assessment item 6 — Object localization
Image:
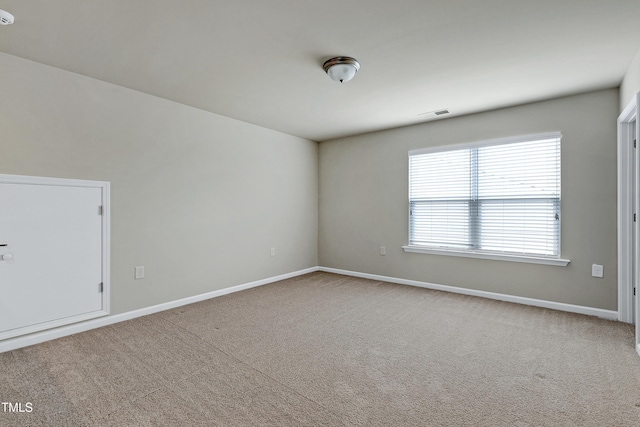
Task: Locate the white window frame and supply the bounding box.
[403,132,570,267]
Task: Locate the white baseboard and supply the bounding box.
[0,266,320,353]
[2,265,620,353]
[319,267,619,321]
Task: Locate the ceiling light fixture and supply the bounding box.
[323,57,360,83]
[0,9,14,25]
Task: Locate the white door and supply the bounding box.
[635,118,640,351]
[0,175,109,340]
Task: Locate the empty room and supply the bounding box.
[2,1,640,425]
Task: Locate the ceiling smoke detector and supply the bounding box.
[0,9,14,25]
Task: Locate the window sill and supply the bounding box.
[402,245,570,266]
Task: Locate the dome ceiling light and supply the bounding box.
[323,57,360,83]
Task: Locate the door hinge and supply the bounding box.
[635,139,637,148]
[634,213,637,222]
[98,206,103,216]
[99,283,104,293]
[634,287,636,296]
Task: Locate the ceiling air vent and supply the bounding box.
[418,108,450,117]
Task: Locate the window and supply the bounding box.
[406,132,567,265]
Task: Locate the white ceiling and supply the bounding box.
[0,1,639,141]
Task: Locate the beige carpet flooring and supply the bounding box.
[2,271,640,426]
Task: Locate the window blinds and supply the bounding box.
[409,133,561,257]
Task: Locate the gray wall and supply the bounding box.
[319,89,618,310]
[0,49,622,315]
[0,52,318,315]
[621,48,640,111]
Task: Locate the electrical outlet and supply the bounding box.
[380,246,386,256]
[270,247,276,257]
[135,266,145,280]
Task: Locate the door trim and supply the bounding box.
[618,96,637,324]
[0,174,110,339]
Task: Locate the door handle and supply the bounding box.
[0,244,7,247]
